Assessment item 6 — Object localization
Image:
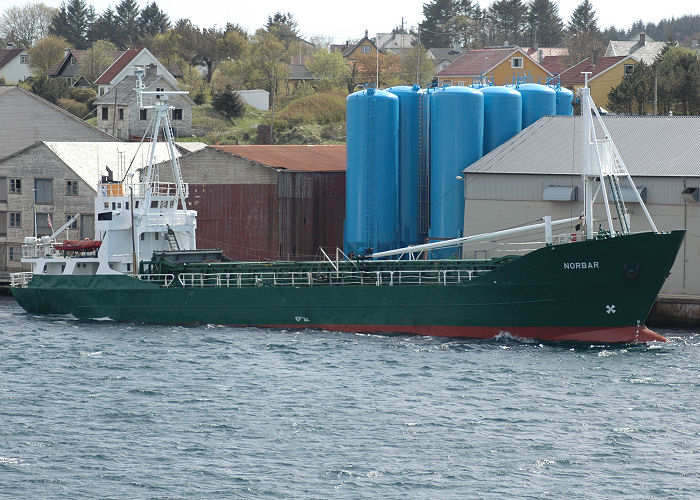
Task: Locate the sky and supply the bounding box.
[5,0,699,43]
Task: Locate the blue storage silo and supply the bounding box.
[429,86,484,257]
[517,83,556,128]
[482,86,522,154]
[555,86,574,115]
[386,85,429,247]
[344,88,399,255]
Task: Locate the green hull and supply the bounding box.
[12,231,685,343]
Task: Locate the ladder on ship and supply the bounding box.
[165,225,180,250]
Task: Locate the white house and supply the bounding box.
[0,43,32,83]
[95,47,181,98]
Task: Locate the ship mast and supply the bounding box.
[580,73,658,239]
[134,68,190,212]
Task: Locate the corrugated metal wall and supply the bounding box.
[278,171,345,260]
[188,184,279,261]
[187,172,345,262]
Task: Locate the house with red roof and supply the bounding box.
[0,43,32,83]
[560,54,639,110]
[436,46,551,86]
[95,47,180,98]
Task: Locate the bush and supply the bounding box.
[274,91,346,130]
[57,98,89,118]
[69,87,96,104]
[211,87,245,121]
[30,75,69,104]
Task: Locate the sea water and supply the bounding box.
[0,297,698,498]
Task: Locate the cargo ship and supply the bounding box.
[10,73,684,343]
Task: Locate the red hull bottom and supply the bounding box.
[261,324,667,343]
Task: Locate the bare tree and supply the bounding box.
[0,3,56,48]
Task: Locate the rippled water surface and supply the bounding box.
[0,297,699,498]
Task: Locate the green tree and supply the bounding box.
[489,0,528,46]
[0,3,56,48]
[249,30,289,97]
[149,30,182,68]
[565,0,601,65]
[31,74,69,103]
[400,44,436,86]
[265,12,299,48]
[306,48,346,88]
[655,46,700,115]
[527,0,563,47]
[568,0,598,32]
[211,86,245,121]
[607,61,654,114]
[90,7,116,45]
[421,0,460,47]
[28,34,68,75]
[79,39,119,84]
[50,0,89,49]
[138,2,170,38]
[113,0,140,49]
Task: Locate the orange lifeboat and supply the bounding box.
[53,239,102,252]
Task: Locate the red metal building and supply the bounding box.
[172,145,345,261]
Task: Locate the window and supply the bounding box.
[154,232,159,240]
[511,57,523,68]
[118,108,124,120]
[457,81,465,86]
[172,109,183,120]
[9,178,21,194]
[65,214,78,229]
[624,64,635,75]
[36,212,52,236]
[70,56,76,65]
[361,45,371,54]
[100,88,105,96]
[140,109,147,120]
[66,180,78,196]
[101,107,108,120]
[9,246,21,261]
[9,212,21,227]
[156,87,164,99]
[20,54,28,64]
[140,233,145,240]
[34,178,53,204]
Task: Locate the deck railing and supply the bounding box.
[137,273,174,286]
[10,272,33,287]
[175,268,490,288]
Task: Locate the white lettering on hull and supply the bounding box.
[563,261,600,270]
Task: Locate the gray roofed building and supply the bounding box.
[604,33,669,65]
[0,85,116,159]
[376,33,416,56]
[426,45,465,73]
[460,114,700,296]
[465,115,700,177]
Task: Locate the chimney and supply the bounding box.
[64,47,70,57]
[592,49,599,66]
[6,42,14,50]
[452,42,461,53]
[365,29,368,39]
[640,33,646,46]
[538,49,543,63]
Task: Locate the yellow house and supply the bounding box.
[330,30,380,62]
[436,47,551,86]
[560,55,639,109]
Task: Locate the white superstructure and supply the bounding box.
[18,68,197,279]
